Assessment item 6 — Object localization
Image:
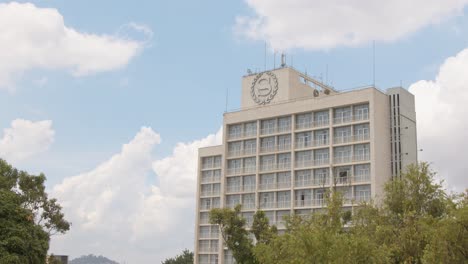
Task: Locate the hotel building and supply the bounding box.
[194,66,417,264]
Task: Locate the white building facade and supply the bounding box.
[194,67,417,264]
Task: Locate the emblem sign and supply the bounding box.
[250,71,279,105]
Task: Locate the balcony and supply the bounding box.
[260,125,291,136]
[294,199,325,208]
[295,158,329,169]
[295,177,329,188]
[333,113,369,125]
[200,190,220,197]
[242,203,256,210]
[228,130,257,140]
[354,173,371,183]
[228,148,257,157]
[259,201,291,209]
[260,144,291,153]
[260,162,291,172]
[295,119,329,130]
[333,134,370,145]
[226,166,257,176]
[226,185,241,193]
[258,181,291,191]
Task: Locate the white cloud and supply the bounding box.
[0,119,55,163]
[51,127,222,263]
[0,2,150,90]
[236,0,468,51]
[409,47,468,191]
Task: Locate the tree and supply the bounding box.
[0,159,71,263]
[209,205,256,264]
[251,210,277,245]
[161,249,193,264]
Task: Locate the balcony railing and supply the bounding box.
[200,190,220,197]
[295,158,329,168]
[259,201,291,209]
[226,166,257,176]
[260,143,291,153]
[226,185,241,193]
[261,125,291,135]
[295,177,329,187]
[228,148,257,157]
[333,134,370,144]
[242,203,256,210]
[228,130,257,140]
[260,162,291,172]
[334,154,372,164]
[333,113,369,125]
[258,181,291,190]
[355,192,371,202]
[201,175,221,184]
[354,173,371,182]
[243,184,256,192]
[294,199,325,207]
[295,119,329,130]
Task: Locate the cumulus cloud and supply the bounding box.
[409,48,468,191]
[236,0,468,50]
[0,2,150,90]
[51,127,222,263]
[0,119,55,163]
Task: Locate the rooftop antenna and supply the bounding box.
[326,64,328,85]
[373,40,376,87]
[273,50,276,69]
[264,41,267,71]
[281,53,286,67]
[225,87,229,112]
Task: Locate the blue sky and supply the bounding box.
[1,1,468,263]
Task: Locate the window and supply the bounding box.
[314,189,325,206]
[355,164,370,182]
[355,185,371,202]
[295,170,312,187]
[260,137,275,152]
[354,124,370,141]
[228,124,242,139]
[295,150,312,168]
[314,129,329,146]
[354,104,369,121]
[334,146,352,163]
[212,170,221,182]
[296,113,312,129]
[201,170,212,183]
[314,168,329,185]
[314,148,329,165]
[314,111,329,126]
[202,157,213,169]
[277,191,290,208]
[261,119,276,135]
[277,153,291,169]
[278,116,291,132]
[244,122,257,137]
[243,157,256,173]
[260,155,275,171]
[334,107,352,124]
[244,139,256,155]
[260,192,275,209]
[278,135,291,150]
[228,141,242,156]
[295,189,312,206]
[227,159,241,175]
[227,177,241,193]
[242,194,255,209]
[243,175,256,191]
[295,132,312,148]
[335,166,351,184]
[226,195,241,208]
[277,172,291,188]
[354,144,370,161]
[260,174,275,190]
[213,156,221,168]
[334,126,352,144]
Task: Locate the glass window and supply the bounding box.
[334,126,352,144]
[295,170,312,187]
[227,177,241,193]
[334,107,352,124]
[242,193,255,209]
[354,124,370,141]
[354,144,370,160]
[244,139,257,155]
[226,195,241,208]
[278,116,291,132]
[260,192,275,209]
[260,155,275,171]
[243,175,256,192]
[334,146,352,163]
[314,129,329,145]
[260,137,275,152]
[277,191,290,208]
[355,164,370,182]
[202,157,213,169]
[201,170,212,183]
[314,148,329,164]
[278,135,291,150]
[261,119,276,135]
[313,168,329,185]
[244,122,257,137]
[228,141,242,156]
[334,166,351,184]
[277,172,291,188]
[295,132,312,148]
[314,111,329,126]
[296,113,313,129]
[354,104,369,121]
[228,124,242,139]
[277,153,291,169]
[260,173,275,190]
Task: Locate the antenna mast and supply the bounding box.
[373,41,376,87]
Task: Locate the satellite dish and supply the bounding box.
[324,89,330,95]
[313,89,319,97]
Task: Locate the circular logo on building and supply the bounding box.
[250,71,279,105]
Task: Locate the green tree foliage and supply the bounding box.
[0,159,71,263]
[209,204,257,264]
[211,162,467,264]
[161,249,193,264]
